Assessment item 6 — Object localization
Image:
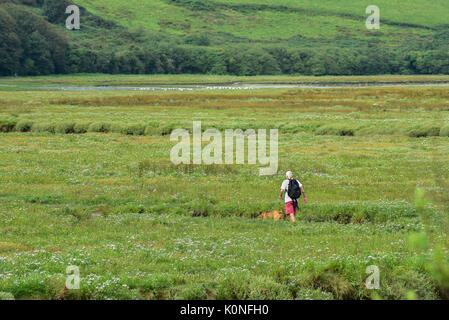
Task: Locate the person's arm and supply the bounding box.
[280,181,286,200]
[301,186,307,203]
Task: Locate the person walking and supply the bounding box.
[280,171,307,222]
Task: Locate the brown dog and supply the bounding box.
[258,206,285,221]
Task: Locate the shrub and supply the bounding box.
[15,120,34,132]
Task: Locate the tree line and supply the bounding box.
[1,0,448,76]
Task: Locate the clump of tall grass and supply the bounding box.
[113,203,145,215]
[143,121,160,135]
[186,199,213,217]
[169,284,209,300]
[122,274,178,297]
[149,199,415,222]
[281,122,323,134]
[406,125,441,138]
[144,123,183,136]
[302,270,356,300]
[297,201,417,224]
[59,206,91,223]
[109,123,124,134]
[216,273,291,299]
[121,123,146,136]
[88,122,112,133]
[293,288,334,300]
[440,125,449,137]
[31,122,56,133]
[285,261,437,300]
[0,119,17,132]
[135,160,239,178]
[315,124,358,136]
[73,122,91,134]
[54,122,75,134]
[3,118,448,139]
[146,200,276,218]
[215,201,274,218]
[0,292,14,300]
[15,120,34,132]
[410,189,449,299]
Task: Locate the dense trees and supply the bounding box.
[0,1,448,76]
[0,3,68,75]
[0,7,21,76]
[42,0,72,24]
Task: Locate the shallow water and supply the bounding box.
[2,82,449,91]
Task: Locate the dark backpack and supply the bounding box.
[287,179,301,200]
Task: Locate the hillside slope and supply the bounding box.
[1,0,449,76]
[75,0,446,41]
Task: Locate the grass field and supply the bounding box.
[3,74,449,87]
[0,75,448,300]
[74,0,445,42]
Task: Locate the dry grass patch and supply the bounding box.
[0,242,32,253]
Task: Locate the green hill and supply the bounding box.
[1,0,449,76]
[75,0,446,40]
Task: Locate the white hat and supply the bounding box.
[286,171,293,178]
